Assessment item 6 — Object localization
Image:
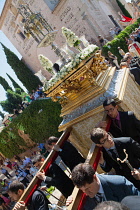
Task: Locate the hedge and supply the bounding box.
[0,99,62,158]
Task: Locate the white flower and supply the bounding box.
[38,54,53,74]
[62,27,80,48]
[43,44,99,91]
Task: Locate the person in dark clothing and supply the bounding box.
[0,168,12,179]
[98,35,108,48]
[8,181,50,210]
[90,128,140,189]
[0,197,6,210]
[32,155,74,198]
[122,53,140,70]
[14,155,22,163]
[47,136,85,171]
[15,168,29,187]
[96,99,140,143]
[130,67,140,85]
[67,163,140,210]
[121,54,140,85]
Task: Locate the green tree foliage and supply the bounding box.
[6,73,25,92]
[116,0,132,18]
[0,111,4,119]
[102,18,140,63]
[0,76,12,91]
[0,99,62,158]
[1,43,42,92]
[0,89,23,113]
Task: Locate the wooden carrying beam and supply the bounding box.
[68,112,110,210]
[67,143,97,210]
[13,127,72,209]
[67,143,99,210]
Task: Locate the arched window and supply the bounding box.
[43,0,60,11]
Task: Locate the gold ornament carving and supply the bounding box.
[60,79,81,94]
[83,52,108,85]
[59,96,68,107]
[45,51,108,108]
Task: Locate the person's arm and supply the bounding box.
[66,195,73,206]
[131,169,140,180]
[52,144,62,152]
[13,201,25,210]
[99,151,113,172]
[36,171,55,186]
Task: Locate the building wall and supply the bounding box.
[0,0,122,79]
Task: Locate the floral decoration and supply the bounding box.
[38,54,53,74]
[62,27,81,48]
[43,44,99,91]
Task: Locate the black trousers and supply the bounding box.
[4,171,12,178]
[21,177,29,187]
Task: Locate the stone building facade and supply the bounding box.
[0,0,123,79]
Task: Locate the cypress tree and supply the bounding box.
[6,73,25,92]
[0,111,4,119]
[0,89,23,113]
[1,43,42,92]
[116,0,132,18]
[0,76,12,91]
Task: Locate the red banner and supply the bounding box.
[120,14,132,22]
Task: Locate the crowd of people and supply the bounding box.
[98,25,140,77]
[20,85,45,110]
[1,97,140,210]
[0,136,85,210]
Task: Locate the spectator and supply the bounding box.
[120,62,129,69]
[127,38,140,57]
[115,27,122,35]
[4,160,12,170]
[108,51,120,69]
[109,28,115,38]
[15,168,29,187]
[0,168,12,179]
[13,109,19,115]
[18,103,24,111]
[14,155,22,164]
[98,35,108,48]
[22,157,32,167]
[34,90,40,100]
[122,54,140,85]
[118,47,125,58]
